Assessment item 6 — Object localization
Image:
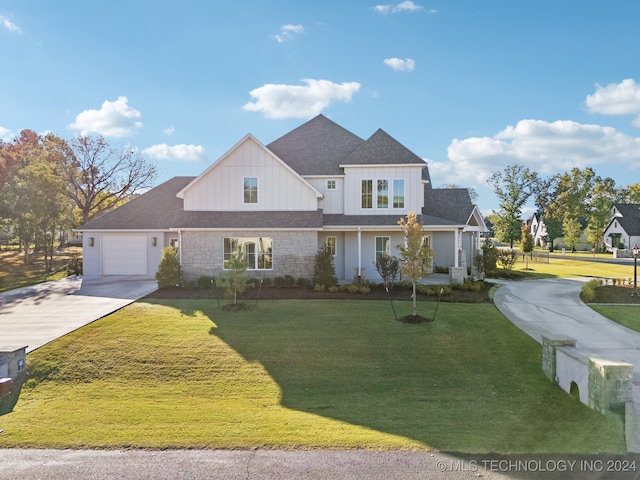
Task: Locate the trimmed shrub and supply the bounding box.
[313,243,338,288]
[283,274,295,288]
[155,247,183,289]
[197,275,214,289]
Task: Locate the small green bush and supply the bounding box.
[314,284,326,292]
[328,285,339,293]
[155,247,183,289]
[197,275,214,289]
[283,274,295,288]
[65,256,83,276]
[274,276,286,288]
[262,278,272,288]
[434,266,449,274]
[296,277,312,289]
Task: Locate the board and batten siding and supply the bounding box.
[342,165,424,215]
[306,177,344,214]
[182,137,319,212]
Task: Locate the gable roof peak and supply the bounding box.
[342,127,426,167]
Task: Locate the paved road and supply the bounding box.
[0,276,157,352]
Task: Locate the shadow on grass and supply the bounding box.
[0,374,25,416]
[203,300,625,456]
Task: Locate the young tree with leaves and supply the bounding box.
[219,249,250,305]
[397,212,433,317]
[520,224,534,269]
[487,164,538,248]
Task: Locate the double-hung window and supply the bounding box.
[393,179,404,208]
[375,237,390,259]
[243,177,258,204]
[377,180,389,209]
[326,236,337,256]
[361,180,373,209]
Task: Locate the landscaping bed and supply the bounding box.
[145,279,496,303]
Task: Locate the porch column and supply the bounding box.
[357,227,362,276]
[453,229,459,268]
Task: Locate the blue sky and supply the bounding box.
[2,0,640,213]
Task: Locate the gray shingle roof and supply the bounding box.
[172,210,324,229]
[79,176,195,230]
[341,129,426,167]
[612,203,640,236]
[267,114,364,176]
[423,188,474,224]
[323,213,462,228]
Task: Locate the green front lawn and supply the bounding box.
[0,299,625,453]
[590,305,640,333]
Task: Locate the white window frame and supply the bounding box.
[393,178,405,208]
[375,236,390,259]
[224,237,273,270]
[327,180,336,190]
[326,236,337,256]
[243,177,258,204]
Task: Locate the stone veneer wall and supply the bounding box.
[180,230,317,280]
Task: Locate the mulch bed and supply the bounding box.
[145,282,494,303]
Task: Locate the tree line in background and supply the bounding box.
[487,164,640,251]
[0,130,157,268]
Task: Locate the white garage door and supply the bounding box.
[102,235,148,275]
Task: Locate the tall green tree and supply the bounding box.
[397,212,433,317]
[625,183,640,203]
[487,164,538,247]
[587,177,623,252]
[534,175,564,251]
[2,131,72,265]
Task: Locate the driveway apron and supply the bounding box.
[0,276,157,353]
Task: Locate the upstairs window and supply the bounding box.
[243,177,258,204]
[393,179,405,208]
[377,180,389,209]
[362,179,373,209]
[327,180,336,190]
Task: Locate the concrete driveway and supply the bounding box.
[0,276,157,353]
[493,277,640,452]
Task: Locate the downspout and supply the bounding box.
[358,226,362,277]
[178,229,183,266]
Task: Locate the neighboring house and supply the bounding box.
[529,212,548,248]
[603,203,640,252]
[79,115,486,282]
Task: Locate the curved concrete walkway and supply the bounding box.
[493,277,640,451]
[0,276,157,353]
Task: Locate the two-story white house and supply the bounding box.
[603,203,640,252]
[79,115,486,282]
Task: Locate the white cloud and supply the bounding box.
[0,16,21,33]
[383,57,415,72]
[68,96,143,137]
[242,79,361,119]
[163,125,175,135]
[275,24,304,43]
[0,126,15,142]
[142,144,206,162]
[373,1,426,14]
[586,78,640,126]
[441,119,640,186]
